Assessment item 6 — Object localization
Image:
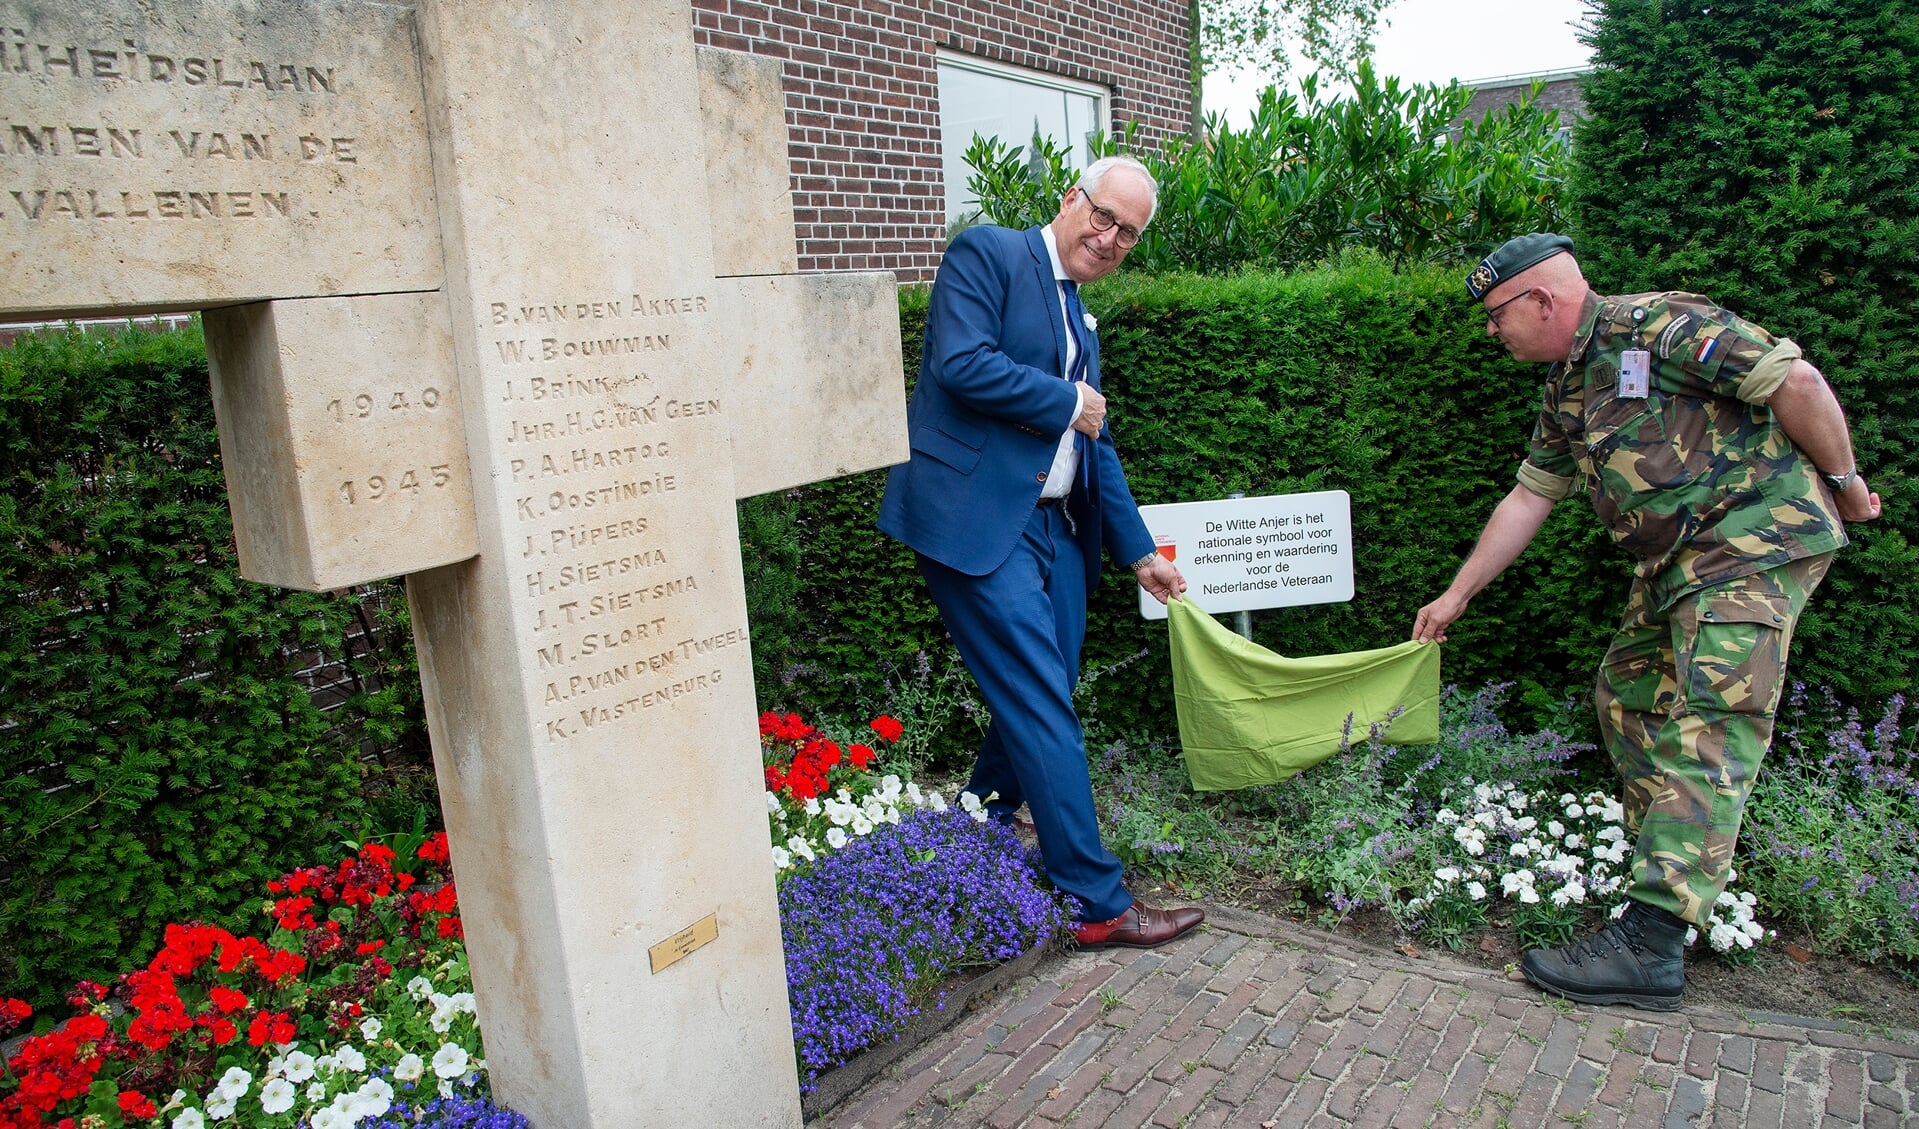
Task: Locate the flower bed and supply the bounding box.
[0,834,500,1129]
[2,713,1069,1126]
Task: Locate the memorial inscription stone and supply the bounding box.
[2,0,906,1125]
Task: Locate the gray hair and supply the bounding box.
[1075,155,1158,227]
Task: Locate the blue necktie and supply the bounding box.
[1062,280,1088,384]
[1062,279,1093,485]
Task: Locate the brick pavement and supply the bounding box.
[820,905,1919,1128]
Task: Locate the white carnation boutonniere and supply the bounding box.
[1081,311,1098,332]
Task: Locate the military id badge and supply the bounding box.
[1618,349,1651,399]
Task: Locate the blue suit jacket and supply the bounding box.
[878,224,1155,590]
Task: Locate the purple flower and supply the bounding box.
[362,1096,530,1129]
[778,806,1069,1091]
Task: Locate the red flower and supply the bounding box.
[0,997,28,1034]
[848,743,876,769]
[198,1015,239,1046]
[417,832,451,864]
[65,982,107,1009]
[436,916,464,939]
[870,715,904,743]
[207,985,249,1014]
[246,1009,296,1047]
[118,1090,157,1119]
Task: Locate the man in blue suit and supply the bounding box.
[879,156,1203,949]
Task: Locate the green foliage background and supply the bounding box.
[0,326,428,1009]
[963,67,1573,274]
[1566,0,1919,703]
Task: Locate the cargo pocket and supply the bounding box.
[1685,590,1790,717]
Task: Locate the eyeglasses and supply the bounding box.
[1485,287,1539,329]
[1081,191,1143,248]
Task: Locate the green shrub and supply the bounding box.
[963,64,1572,274]
[765,256,1912,745]
[0,323,424,1007]
[1569,0,1919,704]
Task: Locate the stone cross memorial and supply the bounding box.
[2,0,907,1124]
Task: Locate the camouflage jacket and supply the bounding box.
[1518,291,1847,609]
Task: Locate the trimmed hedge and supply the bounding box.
[766,258,1915,749]
[0,324,427,1009]
[1565,0,1919,705]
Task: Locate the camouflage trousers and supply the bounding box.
[1595,553,1833,927]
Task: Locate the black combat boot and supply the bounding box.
[1520,900,1688,1011]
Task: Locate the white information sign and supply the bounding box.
[1137,490,1354,620]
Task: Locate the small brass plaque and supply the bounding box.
[648,913,720,974]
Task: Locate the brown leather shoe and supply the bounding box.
[1071,902,1204,950]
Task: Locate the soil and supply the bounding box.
[1202,876,1919,1034]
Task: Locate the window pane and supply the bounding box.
[939,61,1105,226]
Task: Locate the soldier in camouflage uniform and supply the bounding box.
[1412,233,1882,1011]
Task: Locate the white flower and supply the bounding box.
[308,1082,328,1102]
[959,791,985,814]
[1509,841,1533,858]
[1434,866,1461,883]
[309,1109,350,1129]
[359,1017,385,1043]
[850,815,874,836]
[765,792,782,815]
[356,1077,395,1118]
[1466,881,1487,901]
[215,1067,253,1100]
[433,1042,472,1079]
[1709,923,1740,952]
[439,1080,455,1099]
[786,835,816,863]
[1546,820,1566,838]
[1551,883,1586,907]
[1435,807,1459,825]
[803,797,822,817]
[407,976,435,999]
[1501,870,1535,896]
[1082,311,1098,331]
[204,1092,237,1120]
[394,1053,426,1082]
[927,792,948,812]
[771,845,792,869]
[825,827,849,849]
[173,1111,207,1129]
[905,782,924,807]
[1563,833,1585,850]
[259,1078,297,1116]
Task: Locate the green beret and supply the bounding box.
[1466,233,1574,299]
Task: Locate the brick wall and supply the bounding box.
[691,0,1193,283]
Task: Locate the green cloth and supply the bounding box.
[1167,599,1442,791]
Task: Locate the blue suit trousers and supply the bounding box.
[917,502,1132,922]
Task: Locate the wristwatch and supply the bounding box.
[1820,466,1859,493]
[1131,553,1161,571]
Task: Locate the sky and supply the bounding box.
[1203,0,1595,127]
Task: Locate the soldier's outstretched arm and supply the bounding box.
[1768,360,1883,523]
[1412,485,1557,644]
